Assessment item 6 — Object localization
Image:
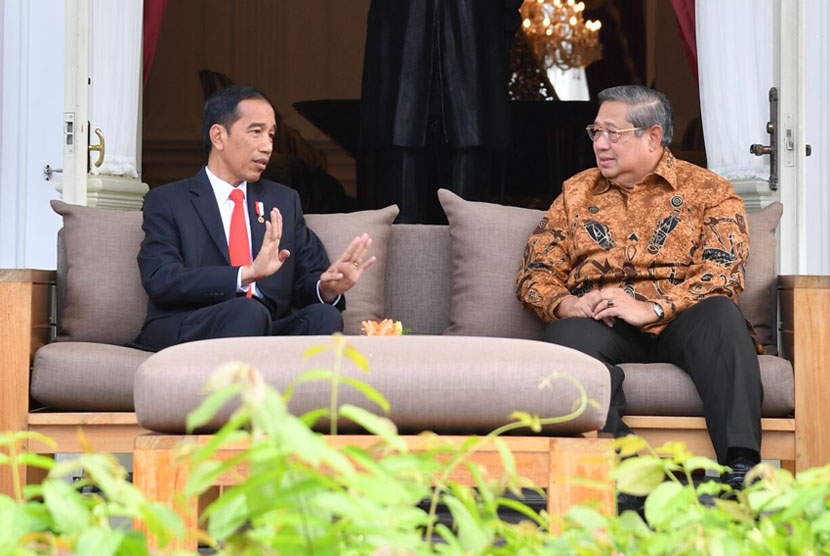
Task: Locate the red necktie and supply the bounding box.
[228,188,252,297]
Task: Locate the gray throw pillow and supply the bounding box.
[740,202,783,354]
[305,205,399,334]
[52,200,147,345]
[437,189,546,339]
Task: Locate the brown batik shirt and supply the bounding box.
[516,149,751,337]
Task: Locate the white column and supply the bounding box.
[805,0,830,274]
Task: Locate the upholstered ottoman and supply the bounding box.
[134,335,611,435]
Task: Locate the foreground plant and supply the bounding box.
[5,334,830,554]
[0,431,183,555]
[180,334,593,554]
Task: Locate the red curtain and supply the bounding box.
[670,0,697,82]
[143,0,168,87]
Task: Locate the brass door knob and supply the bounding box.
[88,128,105,168]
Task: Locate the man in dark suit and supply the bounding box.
[133,85,375,352]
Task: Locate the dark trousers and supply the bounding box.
[135,297,344,352]
[543,297,762,464]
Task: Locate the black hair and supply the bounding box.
[201,84,271,152]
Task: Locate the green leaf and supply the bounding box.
[496,496,547,527]
[75,528,124,556]
[643,480,687,528]
[616,507,651,535]
[42,479,90,534]
[298,407,330,428]
[339,404,404,450]
[186,383,243,433]
[344,346,369,371]
[17,453,55,470]
[444,495,490,553]
[565,505,609,531]
[614,435,648,458]
[140,501,184,550]
[23,431,59,452]
[0,496,29,546]
[207,493,249,540]
[339,376,390,413]
[303,344,331,359]
[611,455,666,496]
[292,368,333,384]
[684,456,725,474]
[494,437,517,478]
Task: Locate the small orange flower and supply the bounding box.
[361,319,403,336]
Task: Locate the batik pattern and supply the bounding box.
[516,150,751,337]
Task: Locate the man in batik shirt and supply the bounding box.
[516,85,762,504]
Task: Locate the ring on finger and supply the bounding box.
[606,299,614,308]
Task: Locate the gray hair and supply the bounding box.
[597,85,674,147]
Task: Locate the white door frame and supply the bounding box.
[774,0,808,274]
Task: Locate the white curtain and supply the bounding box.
[89,0,142,178]
[696,0,773,180]
[547,67,590,101]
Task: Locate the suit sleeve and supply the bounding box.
[137,188,239,307]
[286,190,345,310]
[515,193,574,322]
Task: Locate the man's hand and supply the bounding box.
[319,233,377,302]
[241,208,290,284]
[589,288,660,328]
[556,288,660,328]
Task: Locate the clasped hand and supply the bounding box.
[555,288,659,328]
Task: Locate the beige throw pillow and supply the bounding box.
[52,200,147,345]
[305,205,399,334]
[740,202,783,354]
[437,189,546,339]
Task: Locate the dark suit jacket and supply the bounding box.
[134,168,340,348]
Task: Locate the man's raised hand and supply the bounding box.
[319,233,376,302]
[241,207,290,284]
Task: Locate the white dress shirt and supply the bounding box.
[204,166,339,306]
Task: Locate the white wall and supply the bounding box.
[0,0,64,270]
[805,0,830,274]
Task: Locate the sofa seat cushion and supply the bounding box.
[135,336,611,435]
[31,343,152,411]
[621,355,793,417]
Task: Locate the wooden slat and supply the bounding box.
[0,277,37,495]
[792,283,830,471]
[778,275,830,289]
[624,416,795,432]
[29,424,150,454]
[28,412,140,426]
[0,269,56,284]
[548,437,614,526]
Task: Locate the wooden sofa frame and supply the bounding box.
[2,270,830,499]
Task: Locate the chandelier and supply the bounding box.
[520,0,603,71]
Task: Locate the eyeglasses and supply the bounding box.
[585,125,643,143]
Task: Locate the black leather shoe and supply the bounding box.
[721,456,757,495]
[617,492,647,518]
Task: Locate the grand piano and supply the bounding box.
[294,99,597,211]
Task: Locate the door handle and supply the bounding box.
[88,128,105,168]
[749,88,778,190]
